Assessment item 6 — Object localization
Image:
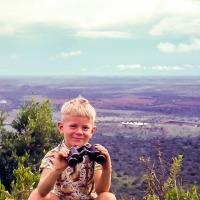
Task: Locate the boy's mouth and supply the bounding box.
[72,137,84,140]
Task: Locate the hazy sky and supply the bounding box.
[0,0,200,77]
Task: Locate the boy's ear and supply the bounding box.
[91,126,97,135]
[57,121,64,133]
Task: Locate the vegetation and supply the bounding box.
[0,156,40,200]
[0,97,199,199]
[139,141,200,200]
[0,97,62,191]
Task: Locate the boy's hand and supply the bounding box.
[53,148,69,172]
[94,144,112,170]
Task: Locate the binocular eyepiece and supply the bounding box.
[67,143,106,167]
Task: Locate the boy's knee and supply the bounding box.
[28,189,40,200]
[97,192,116,200]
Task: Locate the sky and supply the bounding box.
[0,0,200,77]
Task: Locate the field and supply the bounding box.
[0,76,200,199]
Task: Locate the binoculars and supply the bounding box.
[67,143,106,167]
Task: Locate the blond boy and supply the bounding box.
[28,96,116,200]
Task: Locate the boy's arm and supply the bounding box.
[37,168,62,197]
[37,148,69,197]
[94,168,112,194]
[93,144,112,194]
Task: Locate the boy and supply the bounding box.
[28,96,116,200]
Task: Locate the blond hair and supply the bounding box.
[61,96,96,122]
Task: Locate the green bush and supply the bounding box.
[0,96,62,190]
[139,141,200,200]
[0,155,40,200]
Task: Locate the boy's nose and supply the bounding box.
[75,127,83,135]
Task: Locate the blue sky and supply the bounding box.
[0,0,200,77]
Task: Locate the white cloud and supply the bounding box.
[80,68,88,71]
[152,65,184,71]
[0,0,199,41]
[150,0,200,36]
[0,0,157,28]
[150,17,200,36]
[75,31,132,39]
[117,64,142,70]
[182,64,194,69]
[0,25,22,36]
[157,42,176,53]
[2,0,198,31]
[157,38,200,53]
[151,64,200,73]
[49,50,82,60]
[181,64,200,71]
[60,51,82,57]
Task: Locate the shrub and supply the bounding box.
[0,155,40,200]
[0,96,62,190]
[139,140,200,200]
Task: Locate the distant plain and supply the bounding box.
[0,76,200,199]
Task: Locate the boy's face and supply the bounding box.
[57,115,96,148]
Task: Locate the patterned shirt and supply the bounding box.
[40,141,102,200]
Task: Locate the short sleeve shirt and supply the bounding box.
[40,141,102,200]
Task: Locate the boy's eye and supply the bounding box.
[70,125,77,128]
[83,126,89,130]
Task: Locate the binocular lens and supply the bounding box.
[96,155,106,164]
[67,144,106,167]
[68,158,78,167]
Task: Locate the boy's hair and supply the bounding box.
[61,96,96,122]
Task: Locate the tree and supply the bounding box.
[0,96,63,190]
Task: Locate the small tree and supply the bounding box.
[0,96,63,190]
[0,109,17,190]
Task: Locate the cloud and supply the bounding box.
[0,0,156,28]
[80,68,88,71]
[1,0,198,33]
[150,0,200,36]
[157,38,200,53]
[49,50,82,60]
[152,65,183,71]
[117,64,142,70]
[151,64,199,71]
[179,64,200,71]
[0,0,199,43]
[0,25,22,36]
[75,31,132,39]
[150,17,200,36]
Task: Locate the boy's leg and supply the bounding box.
[28,188,60,200]
[96,192,116,200]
